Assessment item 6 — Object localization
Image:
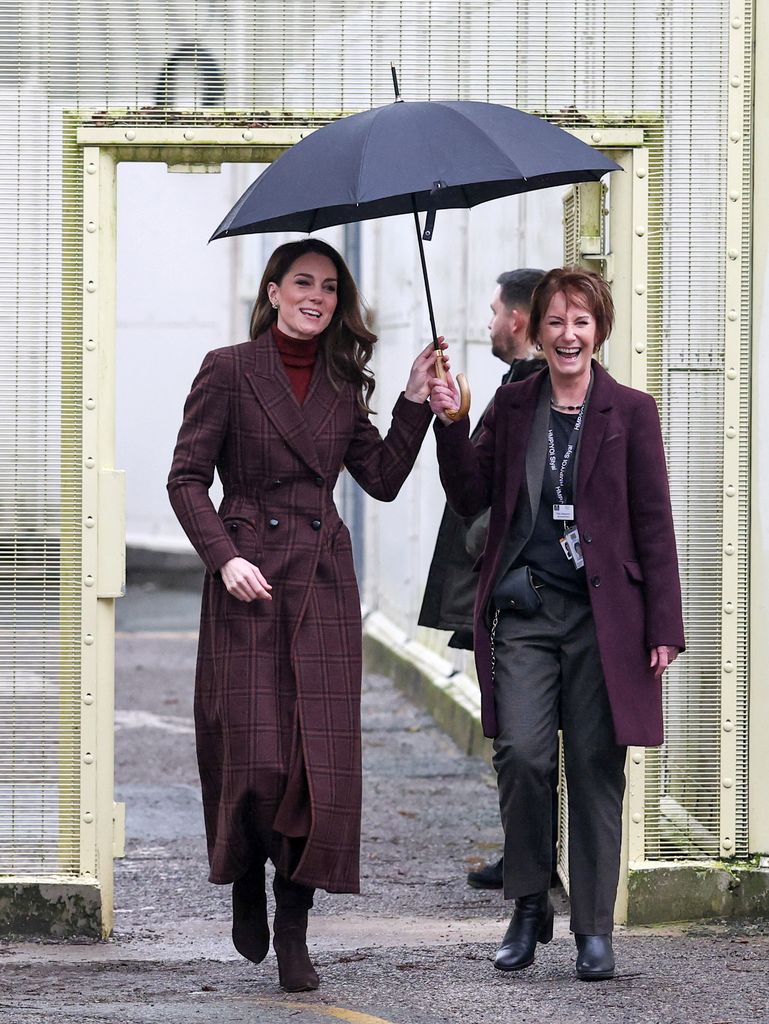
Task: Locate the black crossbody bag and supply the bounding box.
[492,564,543,617]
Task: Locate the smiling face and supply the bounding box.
[267,252,338,340]
[538,290,598,389]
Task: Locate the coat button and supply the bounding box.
[311,519,321,531]
[272,478,282,488]
[314,476,323,487]
[591,575,601,588]
[268,518,279,529]
[583,531,593,544]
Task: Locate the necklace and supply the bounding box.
[551,400,583,412]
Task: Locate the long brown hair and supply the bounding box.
[250,238,377,411]
[528,266,614,351]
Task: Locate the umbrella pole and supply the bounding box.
[412,209,441,352]
[411,206,471,420]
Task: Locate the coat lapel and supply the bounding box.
[575,361,613,501]
[245,331,323,475]
[299,352,344,441]
[524,374,551,521]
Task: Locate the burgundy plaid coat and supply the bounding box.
[168,331,432,892]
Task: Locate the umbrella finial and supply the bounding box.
[390,63,404,102]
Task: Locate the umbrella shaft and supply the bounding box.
[412,208,441,351]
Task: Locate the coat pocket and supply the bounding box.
[623,559,644,584]
[223,516,263,563]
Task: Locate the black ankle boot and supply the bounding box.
[467,856,504,890]
[575,933,615,980]
[231,862,269,963]
[494,891,554,971]
[273,873,319,992]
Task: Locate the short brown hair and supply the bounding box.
[527,267,614,351]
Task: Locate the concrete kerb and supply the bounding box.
[627,861,769,925]
[362,610,490,763]
[0,880,101,938]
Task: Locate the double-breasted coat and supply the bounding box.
[168,331,432,893]
[434,361,685,747]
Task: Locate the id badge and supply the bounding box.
[563,527,585,569]
[553,503,574,521]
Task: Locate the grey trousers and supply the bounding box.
[491,584,627,934]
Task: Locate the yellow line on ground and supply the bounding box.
[256,999,397,1024]
[115,630,199,639]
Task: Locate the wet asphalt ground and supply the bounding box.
[1,581,768,1023]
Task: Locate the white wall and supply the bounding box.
[115,162,265,551]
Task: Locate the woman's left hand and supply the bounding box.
[404,338,448,404]
[650,645,680,679]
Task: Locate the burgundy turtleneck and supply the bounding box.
[271,323,319,406]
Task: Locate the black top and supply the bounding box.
[514,409,588,595]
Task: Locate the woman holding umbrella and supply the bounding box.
[168,238,438,991]
[428,267,684,980]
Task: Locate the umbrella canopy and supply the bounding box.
[212,89,619,419]
[211,99,619,239]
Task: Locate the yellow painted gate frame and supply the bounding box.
[69,84,756,931]
[70,117,656,935]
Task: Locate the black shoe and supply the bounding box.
[467,856,504,890]
[575,933,615,980]
[231,864,269,963]
[494,891,554,971]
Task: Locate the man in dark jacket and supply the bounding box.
[419,268,545,647]
[418,268,545,889]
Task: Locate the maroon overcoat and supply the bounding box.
[168,331,432,892]
[434,361,685,747]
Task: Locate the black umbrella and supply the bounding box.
[212,71,620,418]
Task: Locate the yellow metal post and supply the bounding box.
[718,0,748,862]
[81,145,123,934]
[603,144,650,925]
[749,0,769,855]
[80,147,101,889]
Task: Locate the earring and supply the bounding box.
[272,301,279,310]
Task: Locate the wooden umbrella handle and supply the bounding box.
[434,350,471,421]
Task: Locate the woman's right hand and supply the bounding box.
[220,557,273,602]
[428,367,462,425]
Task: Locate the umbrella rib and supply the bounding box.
[354,107,382,206]
[445,104,527,179]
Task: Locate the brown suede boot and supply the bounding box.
[231,862,269,963]
[272,873,319,992]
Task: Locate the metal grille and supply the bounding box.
[0,0,752,880]
[735,0,753,860]
[9,0,670,124]
[0,76,82,873]
[643,0,750,861]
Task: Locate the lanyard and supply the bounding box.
[546,404,585,514]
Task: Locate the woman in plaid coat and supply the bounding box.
[168,239,435,990]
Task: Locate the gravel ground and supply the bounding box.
[1,588,767,1023]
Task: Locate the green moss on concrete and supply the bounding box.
[0,882,101,938]
[627,863,769,925]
